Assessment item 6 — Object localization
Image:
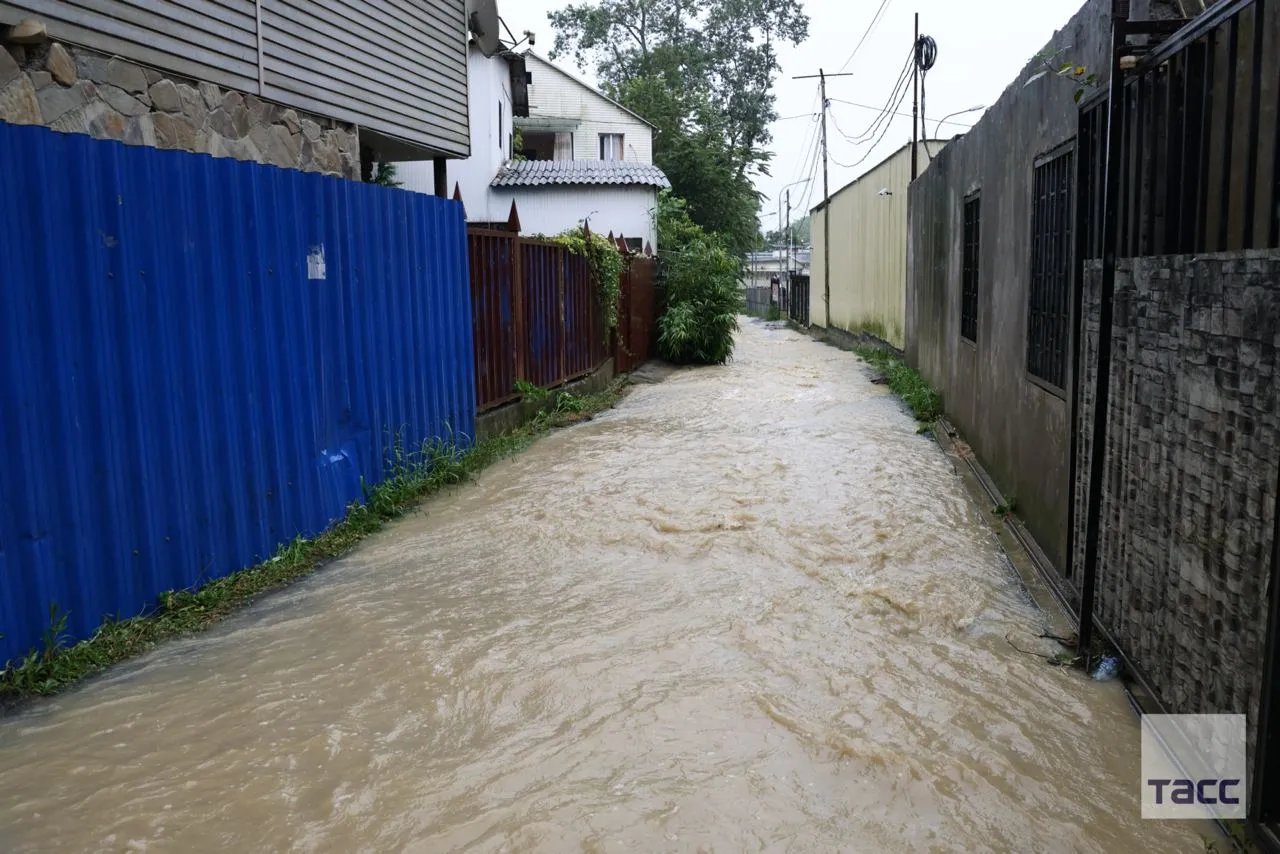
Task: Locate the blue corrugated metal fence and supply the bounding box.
[0,122,475,663]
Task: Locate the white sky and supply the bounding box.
[497,0,1081,231]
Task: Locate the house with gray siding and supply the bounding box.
[0,1,470,181]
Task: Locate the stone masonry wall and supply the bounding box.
[0,40,359,179]
[1074,252,1280,752]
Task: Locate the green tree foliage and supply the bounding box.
[372,162,401,188]
[763,213,810,246]
[655,191,743,364]
[548,0,808,254]
[550,226,623,330]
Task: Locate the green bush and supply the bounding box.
[551,227,623,331]
[655,192,743,365]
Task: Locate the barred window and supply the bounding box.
[1027,147,1075,389]
[961,194,981,342]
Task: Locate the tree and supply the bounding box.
[763,214,810,246]
[655,191,743,364]
[548,0,808,254]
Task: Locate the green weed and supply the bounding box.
[854,346,943,423]
[0,379,627,705]
[514,379,550,401]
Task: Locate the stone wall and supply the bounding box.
[0,40,359,179]
[1074,252,1280,744]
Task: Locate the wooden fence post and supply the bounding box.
[512,231,526,383]
[557,246,568,385]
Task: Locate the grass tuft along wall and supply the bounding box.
[0,121,475,663]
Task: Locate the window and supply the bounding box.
[961,194,981,343]
[599,133,624,161]
[1027,147,1075,390]
[497,103,504,153]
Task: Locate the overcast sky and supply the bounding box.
[497,0,1082,231]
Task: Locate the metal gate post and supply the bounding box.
[1077,0,1131,660]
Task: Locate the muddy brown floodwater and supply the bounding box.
[0,321,1206,852]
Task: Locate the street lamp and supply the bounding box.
[934,104,986,138]
[775,177,811,294]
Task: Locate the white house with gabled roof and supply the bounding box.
[399,46,668,251]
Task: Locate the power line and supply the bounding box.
[789,89,821,184]
[790,110,821,185]
[829,51,913,146]
[830,98,975,130]
[836,0,894,73]
[838,82,913,172]
[791,68,854,328]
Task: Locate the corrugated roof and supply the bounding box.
[491,160,672,189]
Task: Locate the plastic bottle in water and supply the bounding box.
[1091,655,1121,681]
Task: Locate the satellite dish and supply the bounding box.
[467,0,502,57]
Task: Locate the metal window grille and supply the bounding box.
[961,195,981,342]
[1027,148,1075,389]
[1078,0,1280,259]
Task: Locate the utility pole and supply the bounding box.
[911,12,919,180]
[785,189,791,294]
[793,69,851,329]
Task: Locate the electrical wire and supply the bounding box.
[915,35,938,161]
[829,98,975,130]
[836,0,895,73]
[836,81,913,172]
[789,89,822,184]
[785,121,821,217]
[790,115,821,192]
[829,49,913,146]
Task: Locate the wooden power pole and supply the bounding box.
[793,68,851,328]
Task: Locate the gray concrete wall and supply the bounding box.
[906,0,1181,570]
[1073,251,1280,751]
[0,41,359,179]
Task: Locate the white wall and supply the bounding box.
[522,54,653,164]
[809,143,946,347]
[398,44,512,219]
[491,186,659,252]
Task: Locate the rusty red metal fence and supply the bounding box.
[468,228,521,410]
[468,224,654,411]
[615,256,658,373]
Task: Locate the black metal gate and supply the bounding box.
[788,273,810,326]
[1070,0,1280,843]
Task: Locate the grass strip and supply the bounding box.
[853,346,943,423]
[0,380,627,705]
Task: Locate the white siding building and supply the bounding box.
[401,46,669,251]
[517,53,654,165]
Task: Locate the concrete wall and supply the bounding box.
[0,0,470,160]
[0,40,358,178]
[906,0,1124,570]
[489,184,659,251]
[812,143,945,348]
[1073,252,1280,753]
[907,0,1189,570]
[520,53,653,164]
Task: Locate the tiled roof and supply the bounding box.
[491,159,671,189]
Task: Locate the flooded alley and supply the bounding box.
[0,321,1203,852]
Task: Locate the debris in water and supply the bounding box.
[1092,656,1122,681]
